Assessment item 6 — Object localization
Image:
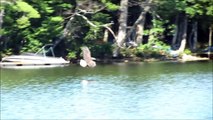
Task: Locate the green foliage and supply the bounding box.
[206,5,213,16]
[21,42,42,53]
[16,1,40,18]
[84,26,103,42]
[143,30,149,36]
[45,6,54,14]
[148,18,165,42]
[156,0,213,18]
[100,0,119,11]
[120,48,137,58]
[184,49,192,55]
[91,13,111,24]
[167,24,176,35]
[84,13,111,43]
[1,0,213,61]
[154,0,178,18]
[21,33,42,53]
[2,49,12,56]
[0,48,12,60]
[58,3,72,9]
[16,16,30,28]
[35,16,63,41]
[67,51,77,60]
[184,1,204,17]
[136,41,170,58]
[175,0,187,11]
[90,43,112,58]
[1,0,68,55]
[50,16,63,22]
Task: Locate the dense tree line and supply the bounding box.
[0,0,212,61]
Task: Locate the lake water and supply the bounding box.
[1,61,212,119]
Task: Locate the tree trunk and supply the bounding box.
[170,13,188,56]
[135,11,146,45]
[0,9,4,38]
[113,0,128,57]
[135,0,152,45]
[103,29,109,43]
[209,25,213,58]
[52,16,74,48]
[125,0,152,46]
[188,28,193,51]
[188,21,197,52]
[193,21,198,51]
[172,14,179,49]
[116,0,128,47]
[178,13,187,53]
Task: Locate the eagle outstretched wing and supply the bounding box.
[80,46,96,67]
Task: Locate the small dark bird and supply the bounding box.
[80,46,96,67]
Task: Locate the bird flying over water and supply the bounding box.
[80,46,96,67]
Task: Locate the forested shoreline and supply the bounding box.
[0,0,212,62]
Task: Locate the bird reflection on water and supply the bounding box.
[81,80,93,85]
[79,46,96,89]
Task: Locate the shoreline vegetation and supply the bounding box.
[71,53,211,65]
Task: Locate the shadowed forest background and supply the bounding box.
[0,0,212,62]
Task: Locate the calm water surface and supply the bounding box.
[1,61,212,119]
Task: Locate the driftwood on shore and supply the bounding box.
[180,54,209,62]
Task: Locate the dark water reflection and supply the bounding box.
[1,61,212,119]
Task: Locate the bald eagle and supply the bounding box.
[80,46,96,67]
